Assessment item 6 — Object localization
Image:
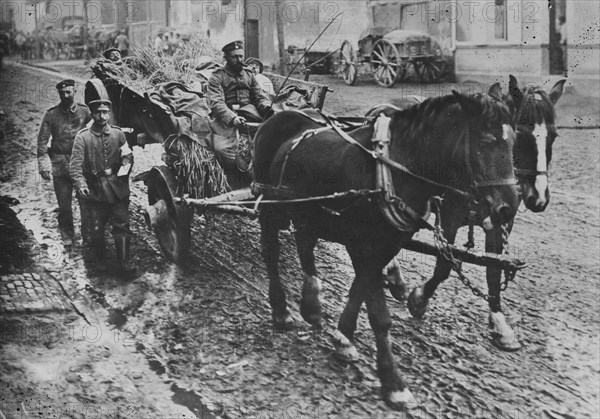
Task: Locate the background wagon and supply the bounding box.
[337,0,449,87]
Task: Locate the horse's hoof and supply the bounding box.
[491,335,522,352]
[407,287,428,318]
[301,275,322,326]
[489,311,521,352]
[388,283,409,301]
[383,259,408,301]
[384,388,418,411]
[300,302,322,326]
[332,330,359,363]
[272,310,294,330]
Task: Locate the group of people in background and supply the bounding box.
[0,27,129,62]
[153,31,184,55]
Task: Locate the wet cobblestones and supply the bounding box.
[0,273,70,313]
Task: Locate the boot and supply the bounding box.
[114,235,137,279]
[83,237,106,268]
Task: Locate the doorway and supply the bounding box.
[549,0,567,75]
[245,19,259,59]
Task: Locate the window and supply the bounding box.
[495,0,507,40]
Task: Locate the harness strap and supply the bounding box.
[277,126,332,188]
[322,112,472,199]
[514,168,548,177]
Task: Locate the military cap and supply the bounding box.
[56,79,75,90]
[88,99,111,112]
[103,47,121,59]
[222,40,243,54]
[244,57,264,73]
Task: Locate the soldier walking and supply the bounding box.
[37,79,92,247]
[69,99,137,278]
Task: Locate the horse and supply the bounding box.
[404,76,565,351]
[252,91,519,409]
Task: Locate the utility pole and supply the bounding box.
[275,0,286,74]
[34,0,41,59]
[82,0,89,54]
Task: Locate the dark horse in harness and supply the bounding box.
[253,92,519,409]
[403,76,565,351]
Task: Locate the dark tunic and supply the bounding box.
[207,65,271,126]
[37,103,92,177]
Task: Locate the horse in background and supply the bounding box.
[404,76,565,351]
[253,91,519,409]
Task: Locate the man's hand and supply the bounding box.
[232,116,246,128]
[40,170,51,180]
[78,188,90,198]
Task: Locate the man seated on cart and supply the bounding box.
[207,40,272,172]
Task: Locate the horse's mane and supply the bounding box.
[388,93,511,157]
[507,85,556,125]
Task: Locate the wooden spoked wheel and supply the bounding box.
[146,166,193,263]
[339,40,357,85]
[370,39,404,88]
[414,59,445,83]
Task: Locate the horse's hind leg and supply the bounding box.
[407,226,458,318]
[294,227,322,327]
[486,219,521,351]
[260,207,293,328]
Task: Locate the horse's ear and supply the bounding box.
[549,79,566,105]
[488,82,503,101]
[508,75,523,109]
[452,90,480,116]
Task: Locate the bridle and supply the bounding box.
[513,123,550,182]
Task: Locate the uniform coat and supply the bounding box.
[70,124,132,203]
[37,102,91,241]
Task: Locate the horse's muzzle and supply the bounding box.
[523,186,550,212]
[483,201,517,230]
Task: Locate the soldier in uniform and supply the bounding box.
[69,99,136,278]
[103,47,123,65]
[37,79,92,247]
[207,40,271,172]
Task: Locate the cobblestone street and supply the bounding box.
[1,56,598,418]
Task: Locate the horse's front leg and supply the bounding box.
[363,263,416,409]
[294,227,322,327]
[260,208,293,329]
[486,220,521,351]
[407,226,458,318]
[333,276,365,363]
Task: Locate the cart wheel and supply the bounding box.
[145,166,193,263]
[339,40,357,85]
[370,39,404,88]
[414,59,445,83]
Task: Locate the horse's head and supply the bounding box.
[503,75,565,212]
[452,91,519,229]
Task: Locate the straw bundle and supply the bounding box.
[104,36,231,198]
[165,134,230,198]
[107,35,221,91]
